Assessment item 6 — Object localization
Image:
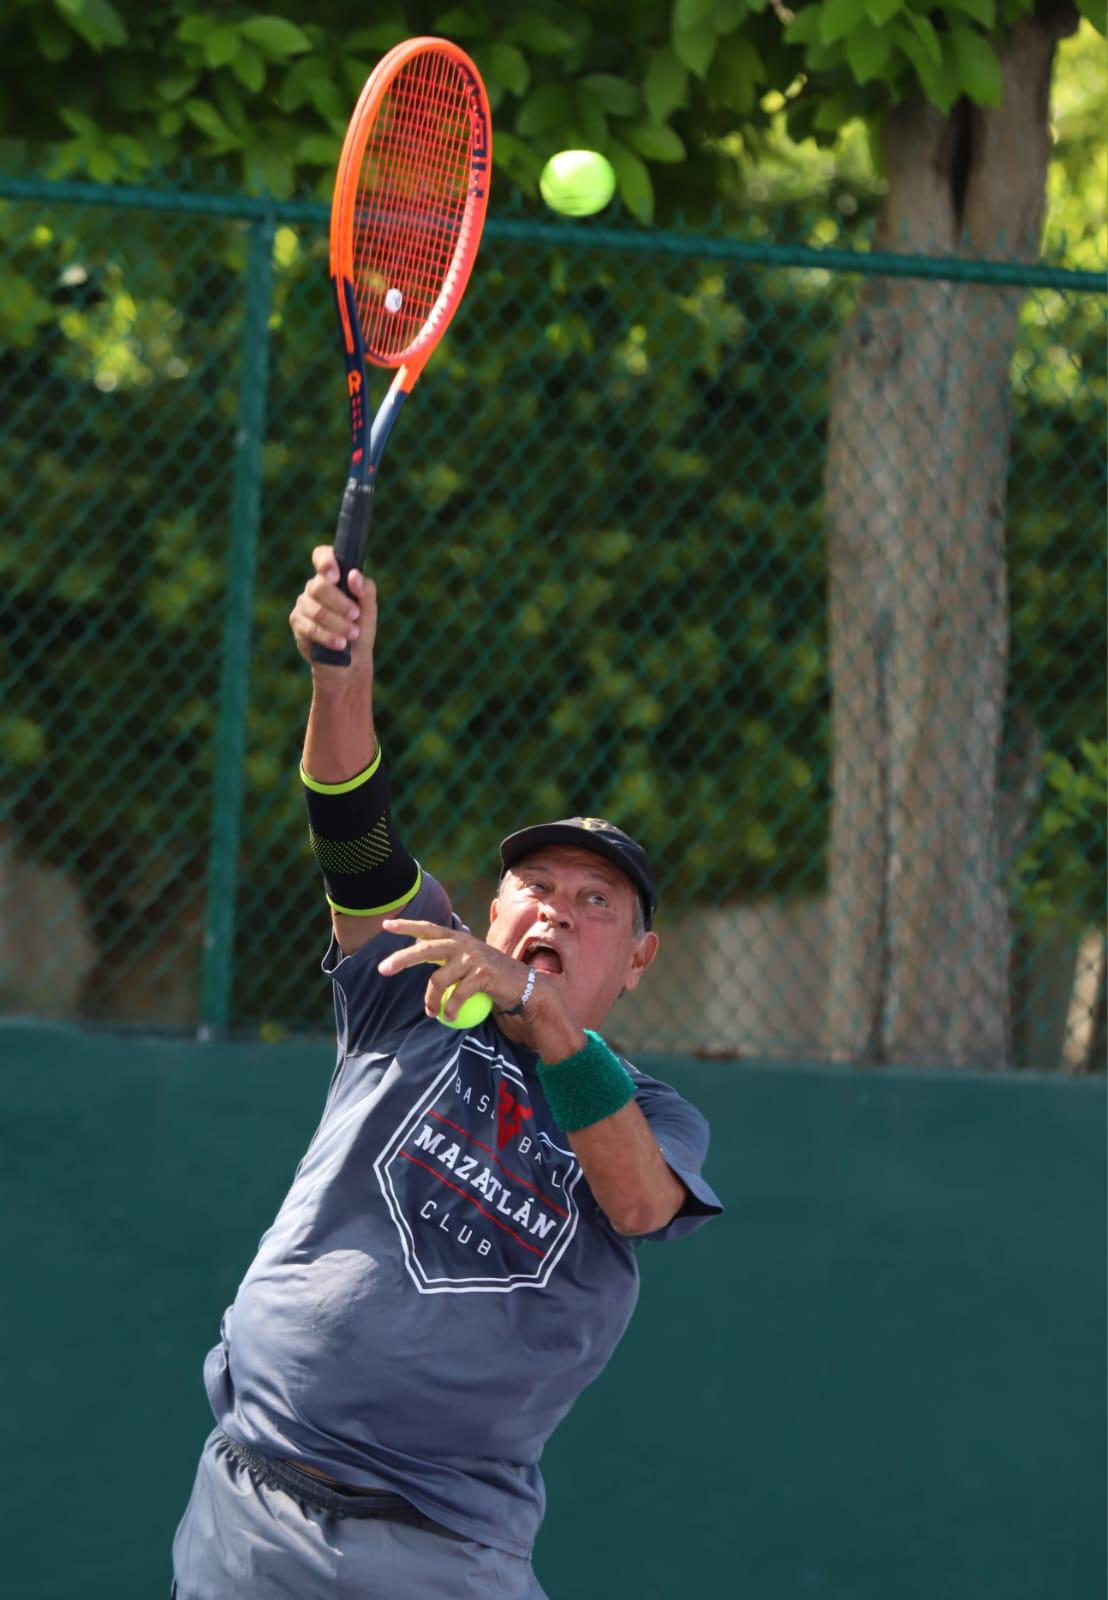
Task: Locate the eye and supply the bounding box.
[587,891,610,908]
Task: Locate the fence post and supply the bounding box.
[200,211,276,1036]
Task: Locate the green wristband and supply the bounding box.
[537,1030,635,1132]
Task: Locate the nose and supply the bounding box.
[536,893,573,931]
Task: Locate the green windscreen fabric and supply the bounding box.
[2,1022,1103,1599]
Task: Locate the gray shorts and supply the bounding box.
[172,1429,549,1599]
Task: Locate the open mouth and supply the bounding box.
[519,937,565,976]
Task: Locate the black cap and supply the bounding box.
[499,817,657,930]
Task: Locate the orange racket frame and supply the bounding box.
[313,37,492,666]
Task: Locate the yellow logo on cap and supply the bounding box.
[580,817,612,832]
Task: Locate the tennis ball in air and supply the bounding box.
[384,287,403,313]
[438,983,494,1030]
[539,150,616,218]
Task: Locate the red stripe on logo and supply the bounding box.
[427,1109,569,1218]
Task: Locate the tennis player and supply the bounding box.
[171,545,722,1599]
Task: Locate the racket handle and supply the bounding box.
[311,477,374,667]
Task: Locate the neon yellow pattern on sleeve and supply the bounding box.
[309,816,392,874]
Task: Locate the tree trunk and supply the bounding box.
[825,10,1076,1067]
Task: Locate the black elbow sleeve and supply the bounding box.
[301,746,420,915]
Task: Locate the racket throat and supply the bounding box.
[369,383,408,469]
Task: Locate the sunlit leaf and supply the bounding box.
[432,7,487,37]
[517,82,570,136]
[66,0,127,50]
[204,25,242,70]
[673,19,717,77]
[713,0,748,27]
[865,0,903,21]
[845,21,893,84]
[492,130,544,185]
[903,11,942,66]
[675,0,717,25]
[231,44,266,94]
[620,123,687,161]
[157,72,199,104]
[820,0,869,44]
[784,7,824,45]
[608,139,654,218]
[503,16,576,53]
[579,74,641,117]
[184,98,241,148]
[483,42,530,97]
[239,16,312,58]
[944,0,997,26]
[644,48,689,123]
[950,24,1004,106]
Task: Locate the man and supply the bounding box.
[172,545,722,1599]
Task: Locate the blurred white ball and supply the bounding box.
[384,288,403,313]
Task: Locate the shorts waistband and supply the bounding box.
[218,1432,430,1526]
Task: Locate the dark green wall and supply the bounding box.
[1,1021,1103,1599]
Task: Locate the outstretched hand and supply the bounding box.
[289,544,377,681]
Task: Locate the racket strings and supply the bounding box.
[353,50,475,361]
[363,63,470,325]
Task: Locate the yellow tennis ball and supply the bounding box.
[539,150,616,218]
[438,983,494,1030]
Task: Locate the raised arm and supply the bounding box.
[289,545,414,955]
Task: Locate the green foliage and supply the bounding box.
[2,1,1102,226]
[1043,21,1107,267]
[1010,743,1108,931]
[782,0,1016,119]
[1005,254,1107,937]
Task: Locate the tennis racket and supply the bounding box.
[312,37,492,667]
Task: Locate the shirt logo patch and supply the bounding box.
[497,1083,533,1149]
[374,1040,581,1295]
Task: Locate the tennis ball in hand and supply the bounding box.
[539,150,616,217]
[438,983,494,1030]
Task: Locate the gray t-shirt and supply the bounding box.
[204,872,722,1557]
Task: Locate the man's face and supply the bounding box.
[487,844,659,1031]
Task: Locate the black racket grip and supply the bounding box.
[311,477,374,668]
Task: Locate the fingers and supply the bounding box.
[379,921,527,1021]
[434,977,489,1025]
[311,546,369,598]
[382,920,451,940]
[290,559,376,658]
[377,940,474,1020]
[377,929,469,1004]
[376,922,462,974]
[377,940,460,976]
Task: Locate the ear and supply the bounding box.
[622,931,659,993]
[488,896,500,927]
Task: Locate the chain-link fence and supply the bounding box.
[0,175,1103,1068]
